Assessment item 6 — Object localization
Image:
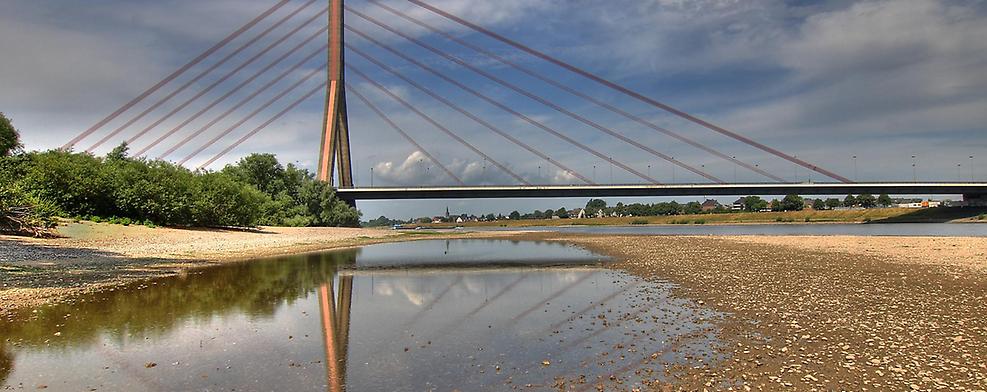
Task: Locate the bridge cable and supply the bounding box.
[346,8,721,183]
[134,24,330,157]
[346,25,657,184]
[197,81,327,170]
[61,0,293,151]
[347,44,593,185]
[348,86,466,186]
[85,0,321,153]
[158,45,327,160]
[345,24,661,184]
[403,0,852,184]
[348,67,531,185]
[180,62,327,166]
[367,0,785,183]
[125,7,330,154]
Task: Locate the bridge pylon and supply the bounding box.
[318,0,353,187]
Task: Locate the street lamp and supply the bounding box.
[732,156,737,183]
[971,156,975,181]
[593,164,597,183]
[911,155,917,182]
[852,155,858,182]
[671,158,676,183]
[370,167,374,187]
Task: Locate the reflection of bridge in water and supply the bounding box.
[1,240,717,390]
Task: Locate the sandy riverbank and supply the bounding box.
[555,234,987,390]
[0,222,512,313]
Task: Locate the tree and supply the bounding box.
[556,207,569,219]
[812,198,826,210]
[780,194,805,211]
[877,194,893,207]
[825,198,842,209]
[742,196,768,212]
[0,113,22,156]
[106,142,130,162]
[857,193,877,208]
[585,199,607,215]
[683,201,702,215]
[769,199,782,212]
[843,194,858,207]
[509,210,521,220]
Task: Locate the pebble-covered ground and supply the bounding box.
[562,234,987,391]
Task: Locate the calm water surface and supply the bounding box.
[475,223,987,237]
[0,240,721,391]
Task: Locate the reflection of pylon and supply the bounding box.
[319,274,352,392]
[318,0,353,187]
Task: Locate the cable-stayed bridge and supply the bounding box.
[60,0,987,206]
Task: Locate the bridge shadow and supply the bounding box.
[870,207,987,223]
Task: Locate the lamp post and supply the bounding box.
[732,156,737,183]
[370,167,374,187]
[971,156,975,181]
[911,155,917,182]
[593,164,597,183]
[852,155,858,182]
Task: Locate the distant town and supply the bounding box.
[363,193,955,227]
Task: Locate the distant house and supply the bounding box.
[701,199,722,212]
[574,209,586,219]
[898,200,941,209]
[731,198,745,211]
[456,217,465,223]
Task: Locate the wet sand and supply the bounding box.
[559,234,987,390]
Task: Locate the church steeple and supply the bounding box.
[445,206,450,218]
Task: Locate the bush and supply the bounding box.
[630,219,649,225]
[978,214,985,221]
[693,219,706,225]
[4,148,360,229]
[0,180,57,236]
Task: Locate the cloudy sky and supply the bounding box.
[2,0,986,218]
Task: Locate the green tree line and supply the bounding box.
[0,113,359,235]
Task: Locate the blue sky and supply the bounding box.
[2,0,986,218]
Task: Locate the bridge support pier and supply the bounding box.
[964,193,987,207]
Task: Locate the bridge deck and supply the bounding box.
[337,182,987,201]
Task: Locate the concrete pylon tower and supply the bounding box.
[317,0,353,187]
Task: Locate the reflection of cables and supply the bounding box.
[348,86,465,185]
[62,0,294,150]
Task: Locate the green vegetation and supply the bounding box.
[0,114,359,234]
[0,113,22,156]
[631,218,649,225]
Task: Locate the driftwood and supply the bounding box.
[0,205,54,237]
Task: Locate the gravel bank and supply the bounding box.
[558,234,987,390]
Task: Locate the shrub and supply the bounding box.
[693,219,706,225]
[0,181,57,236]
[631,219,649,225]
